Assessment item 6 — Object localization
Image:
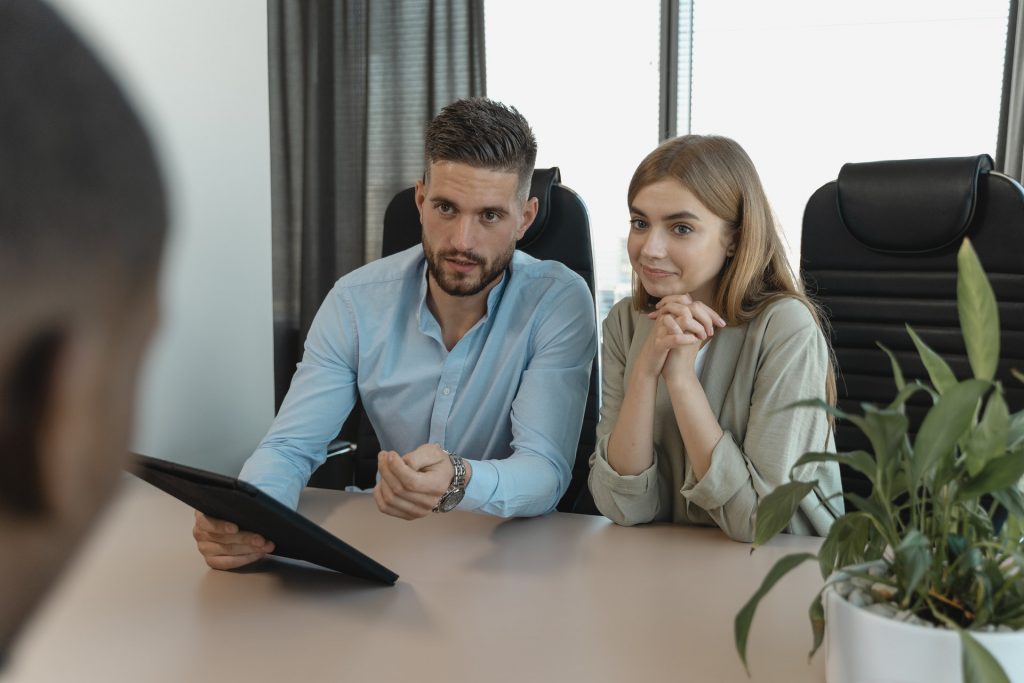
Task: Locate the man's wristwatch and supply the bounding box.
[432,450,466,513]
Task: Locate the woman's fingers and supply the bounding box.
[659,305,709,339]
[650,300,727,337]
[654,314,700,349]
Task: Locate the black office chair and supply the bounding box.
[310,167,601,514]
[800,154,1024,502]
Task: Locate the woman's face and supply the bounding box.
[627,178,736,305]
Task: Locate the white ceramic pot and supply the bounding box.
[825,588,1024,683]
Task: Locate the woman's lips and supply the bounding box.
[642,265,675,279]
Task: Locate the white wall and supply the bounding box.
[51,0,275,474]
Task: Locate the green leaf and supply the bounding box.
[965,391,1010,476]
[960,629,1011,683]
[753,480,818,546]
[780,398,849,421]
[957,239,1000,382]
[887,381,932,413]
[958,450,1024,500]
[817,512,873,579]
[906,324,958,394]
[946,534,968,559]
[894,529,931,599]
[991,486,1024,520]
[963,507,995,539]
[735,552,817,673]
[912,379,990,484]
[877,342,906,391]
[808,592,825,660]
[888,469,910,500]
[844,493,890,527]
[793,450,876,484]
[861,406,908,482]
[1009,410,1024,450]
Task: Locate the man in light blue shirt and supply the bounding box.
[193,98,596,570]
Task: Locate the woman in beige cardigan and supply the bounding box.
[588,135,841,541]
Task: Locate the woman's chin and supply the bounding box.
[641,278,685,298]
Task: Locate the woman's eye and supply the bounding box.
[672,224,693,235]
[629,218,647,231]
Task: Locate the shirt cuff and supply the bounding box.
[679,430,749,511]
[590,448,658,495]
[239,449,304,510]
[459,459,499,511]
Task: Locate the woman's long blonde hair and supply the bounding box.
[629,134,836,407]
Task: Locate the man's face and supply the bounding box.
[416,161,537,297]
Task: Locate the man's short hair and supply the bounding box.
[424,97,537,202]
[0,0,168,515]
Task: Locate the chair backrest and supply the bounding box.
[801,154,1024,500]
[314,168,601,514]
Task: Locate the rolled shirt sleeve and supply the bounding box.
[678,305,835,542]
[463,275,597,517]
[239,284,359,509]
[588,301,662,525]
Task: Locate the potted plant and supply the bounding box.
[734,239,1024,683]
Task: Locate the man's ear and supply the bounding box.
[414,179,427,223]
[36,324,111,522]
[0,328,65,517]
[516,196,539,241]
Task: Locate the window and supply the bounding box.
[486,0,661,321]
[486,0,1011,318]
[686,0,1011,259]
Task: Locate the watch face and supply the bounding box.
[439,488,465,512]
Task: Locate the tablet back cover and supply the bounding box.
[131,454,397,585]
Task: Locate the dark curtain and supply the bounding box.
[997,0,1023,181]
[267,0,486,408]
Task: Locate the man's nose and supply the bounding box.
[451,215,477,252]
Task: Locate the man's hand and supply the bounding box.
[373,443,470,520]
[192,511,274,570]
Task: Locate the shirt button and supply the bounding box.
[442,386,451,396]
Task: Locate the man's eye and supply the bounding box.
[484,211,500,222]
[437,202,454,215]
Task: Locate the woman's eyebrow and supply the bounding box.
[629,206,701,222]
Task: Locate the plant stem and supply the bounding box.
[929,588,975,621]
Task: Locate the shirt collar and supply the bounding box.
[416,256,512,339]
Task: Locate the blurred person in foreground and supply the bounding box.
[0,0,167,664]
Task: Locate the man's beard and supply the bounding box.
[424,241,515,297]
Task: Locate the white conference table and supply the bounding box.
[8,477,825,682]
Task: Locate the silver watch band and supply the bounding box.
[432,449,465,513]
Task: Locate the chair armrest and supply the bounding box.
[326,439,356,458]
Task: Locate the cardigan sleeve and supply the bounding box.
[679,301,834,541]
[588,303,661,525]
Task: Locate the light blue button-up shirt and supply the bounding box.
[240,245,597,517]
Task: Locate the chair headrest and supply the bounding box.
[835,154,993,253]
[519,167,561,248]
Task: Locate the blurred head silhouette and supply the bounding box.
[0,0,167,659]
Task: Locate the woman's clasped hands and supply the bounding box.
[639,294,726,379]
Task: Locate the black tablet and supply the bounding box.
[130,454,398,585]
